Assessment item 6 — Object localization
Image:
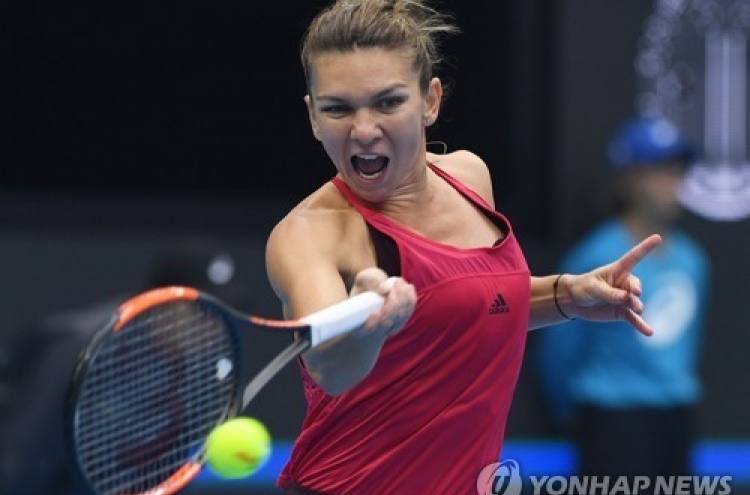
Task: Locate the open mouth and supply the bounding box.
[351,154,389,180]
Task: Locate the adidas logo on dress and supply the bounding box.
[489,293,510,314]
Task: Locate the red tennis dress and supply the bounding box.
[278,164,530,495]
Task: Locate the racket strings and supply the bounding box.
[74,301,239,495]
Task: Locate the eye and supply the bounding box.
[320,104,351,117]
[376,96,406,111]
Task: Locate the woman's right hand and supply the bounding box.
[350,267,417,339]
[301,267,416,396]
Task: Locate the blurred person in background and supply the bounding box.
[534,116,712,481]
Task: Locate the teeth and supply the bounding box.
[359,170,384,180]
[352,154,387,180]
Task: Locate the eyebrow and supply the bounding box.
[315,83,409,103]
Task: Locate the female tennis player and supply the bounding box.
[266,1,662,493]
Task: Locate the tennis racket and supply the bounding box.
[64,286,384,495]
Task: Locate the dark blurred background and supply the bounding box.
[2,0,749,494]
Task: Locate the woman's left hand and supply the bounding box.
[557,234,663,336]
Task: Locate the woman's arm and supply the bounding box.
[298,268,415,396]
[528,274,576,330]
[266,211,416,396]
[528,234,662,334]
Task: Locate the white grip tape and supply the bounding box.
[301,291,385,347]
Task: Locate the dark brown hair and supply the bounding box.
[301,0,458,93]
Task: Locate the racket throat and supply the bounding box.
[240,338,310,410]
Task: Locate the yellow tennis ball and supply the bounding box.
[205,417,272,479]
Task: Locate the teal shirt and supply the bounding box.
[535,220,711,423]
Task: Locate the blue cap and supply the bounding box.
[607,117,696,171]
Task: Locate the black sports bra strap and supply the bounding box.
[367,224,402,277]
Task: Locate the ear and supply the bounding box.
[423,77,443,127]
[304,94,322,141]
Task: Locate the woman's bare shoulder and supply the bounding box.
[265,181,369,316]
[427,150,495,206]
[269,182,351,251]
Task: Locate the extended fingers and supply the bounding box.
[627,292,644,315]
[622,308,654,337]
[602,276,645,314]
[613,288,651,336]
[623,274,642,297]
[612,234,662,277]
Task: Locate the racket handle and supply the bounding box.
[302,291,385,347]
